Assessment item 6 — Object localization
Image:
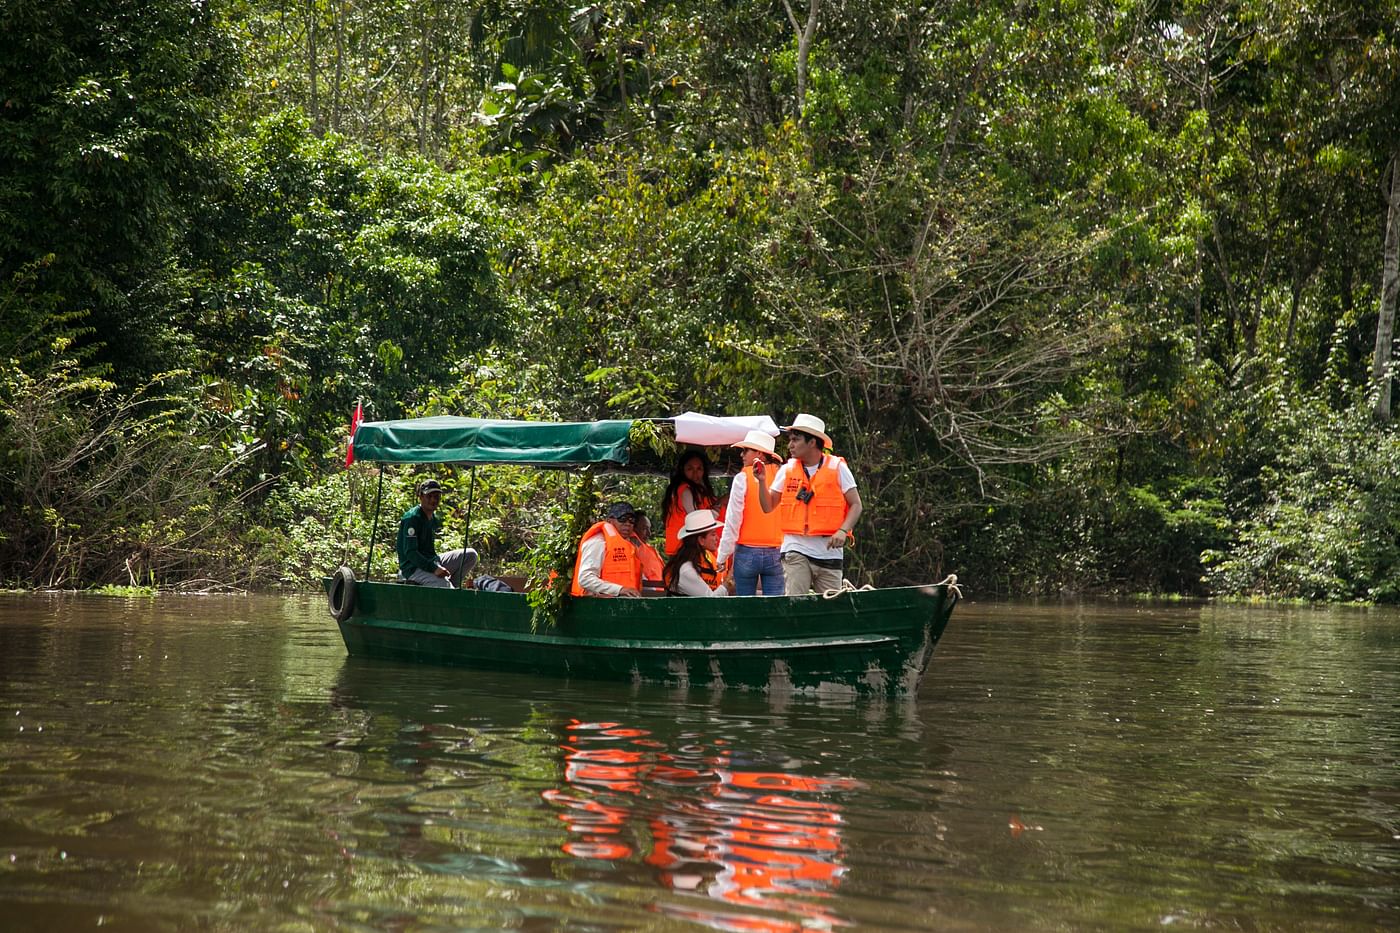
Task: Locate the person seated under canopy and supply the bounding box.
[660,449,726,556]
[571,501,644,598]
[663,510,733,597]
[629,511,666,591]
[397,479,479,588]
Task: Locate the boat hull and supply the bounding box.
[325,581,957,694]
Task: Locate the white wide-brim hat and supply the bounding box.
[782,413,831,449]
[731,428,781,461]
[677,509,722,540]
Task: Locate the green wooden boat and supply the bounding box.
[327,415,959,695]
[327,578,956,694]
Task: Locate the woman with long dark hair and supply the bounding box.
[662,510,732,596]
[660,448,722,555]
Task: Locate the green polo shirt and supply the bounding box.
[397,504,443,577]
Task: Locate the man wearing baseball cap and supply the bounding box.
[571,501,644,597]
[754,414,863,595]
[397,478,479,588]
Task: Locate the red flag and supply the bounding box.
[345,401,364,466]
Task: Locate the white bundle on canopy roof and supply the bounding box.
[670,412,780,447]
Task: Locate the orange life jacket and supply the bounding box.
[737,463,783,548]
[777,456,849,537]
[636,540,665,585]
[663,487,717,555]
[669,549,723,595]
[571,521,641,596]
[698,550,722,588]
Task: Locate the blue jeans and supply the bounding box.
[732,545,783,596]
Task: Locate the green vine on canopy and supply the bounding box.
[526,466,599,631]
[627,419,671,459]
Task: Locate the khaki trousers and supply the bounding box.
[781,551,843,596]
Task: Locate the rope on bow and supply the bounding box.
[932,573,962,599]
[820,574,962,599]
[821,578,877,599]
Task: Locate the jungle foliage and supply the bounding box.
[2,0,1398,601]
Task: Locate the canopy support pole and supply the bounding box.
[365,468,385,581]
[455,466,476,588]
[340,466,357,568]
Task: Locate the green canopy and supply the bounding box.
[351,417,632,466]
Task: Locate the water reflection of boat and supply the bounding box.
[328,662,910,932]
[545,718,855,932]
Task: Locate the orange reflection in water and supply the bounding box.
[543,719,854,932]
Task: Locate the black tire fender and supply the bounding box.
[328,565,357,621]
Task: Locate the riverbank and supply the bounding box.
[5,582,1395,612]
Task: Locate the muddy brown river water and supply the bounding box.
[2,594,1397,930]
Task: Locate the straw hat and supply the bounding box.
[731,429,781,461]
[677,509,721,540]
[782,413,831,449]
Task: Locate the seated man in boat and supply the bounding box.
[571,501,643,598]
[396,479,479,588]
[628,511,666,591]
[754,414,863,596]
[662,510,733,597]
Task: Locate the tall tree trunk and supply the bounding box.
[306,2,320,132]
[1374,150,1400,422]
[1285,277,1301,352]
[1211,216,1239,350]
[899,4,924,132]
[1193,236,1204,361]
[331,0,345,134]
[937,0,1027,181]
[416,9,431,153]
[780,0,820,121]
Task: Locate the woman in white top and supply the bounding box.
[662,510,734,597]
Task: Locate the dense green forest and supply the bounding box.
[2,0,1398,600]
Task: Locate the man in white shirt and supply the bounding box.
[573,501,643,597]
[754,414,862,595]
